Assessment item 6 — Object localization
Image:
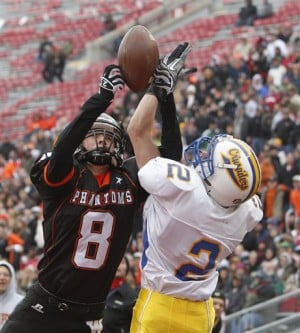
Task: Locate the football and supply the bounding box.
[117,25,159,92]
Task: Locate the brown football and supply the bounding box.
[117,25,159,92]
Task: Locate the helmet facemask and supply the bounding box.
[184,136,215,185]
[76,114,125,167]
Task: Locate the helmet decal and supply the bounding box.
[221,148,249,191]
[233,139,261,201]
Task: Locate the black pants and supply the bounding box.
[1,283,105,333]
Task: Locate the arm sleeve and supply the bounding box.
[46,93,111,182]
[158,93,183,161]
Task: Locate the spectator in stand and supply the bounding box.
[225,274,248,315]
[267,56,287,88]
[247,250,261,274]
[201,118,221,137]
[37,35,53,62]
[255,218,272,243]
[266,219,283,244]
[235,0,257,27]
[2,150,21,180]
[260,176,287,223]
[294,143,300,167]
[41,45,55,83]
[212,290,226,333]
[102,255,139,333]
[279,151,300,189]
[261,243,279,268]
[189,105,204,127]
[284,208,299,239]
[225,273,248,333]
[215,107,232,134]
[233,105,250,141]
[265,141,285,175]
[242,270,277,325]
[53,46,67,82]
[0,221,24,271]
[100,13,117,36]
[222,90,238,119]
[233,34,253,62]
[287,76,300,111]
[184,83,197,109]
[181,118,199,146]
[277,251,298,292]
[0,136,17,161]
[230,56,250,88]
[17,264,38,294]
[272,106,296,152]
[248,105,272,156]
[0,260,24,329]
[212,56,234,87]
[264,30,289,62]
[250,39,270,81]
[216,260,232,294]
[252,73,269,98]
[202,66,220,94]
[277,22,294,44]
[257,0,273,19]
[289,175,300,219]
[42,45,66,83]
[289,36,300,61]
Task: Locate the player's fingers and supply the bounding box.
[169,44,182,60]
[172,42,190,59]
[180,67,197,77]
[180,43,192,61]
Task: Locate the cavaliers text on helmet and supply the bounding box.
[77,113,125,167]
[184,134,261,207]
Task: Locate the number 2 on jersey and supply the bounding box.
[175,239,221,281]
[73,211,114,269]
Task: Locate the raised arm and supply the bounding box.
[46,65,124,183]
[127,42,195,169]
[127,93,159,169]
[159,93,182,161]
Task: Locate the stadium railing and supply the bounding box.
[224,289,300,333]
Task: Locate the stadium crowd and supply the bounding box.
[1,12,300,333]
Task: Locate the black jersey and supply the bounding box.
[31,156,143,303]
[29,92,181,305]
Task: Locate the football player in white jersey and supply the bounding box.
[127,48,263,333]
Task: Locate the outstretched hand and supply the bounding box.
[99,65,125,101]
[149,42,197,102]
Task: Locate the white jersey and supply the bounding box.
[138,157,263,301]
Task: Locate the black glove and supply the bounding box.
[99,65,125,101]
[148,42,196,102]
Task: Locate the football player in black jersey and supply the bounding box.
[1,43,190,333]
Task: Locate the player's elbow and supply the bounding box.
[127,121,143,142]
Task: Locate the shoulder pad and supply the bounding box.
[162,160,200,192]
